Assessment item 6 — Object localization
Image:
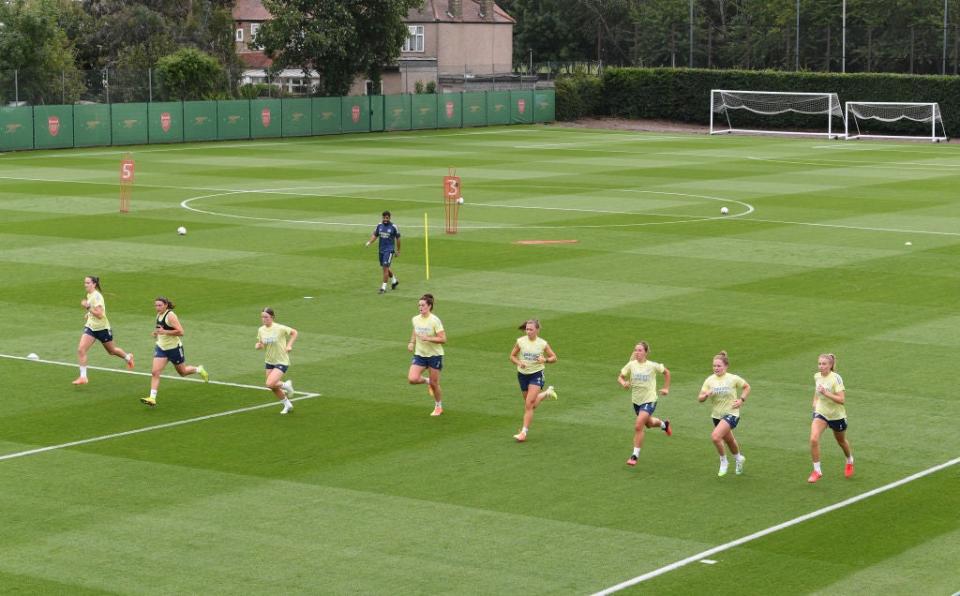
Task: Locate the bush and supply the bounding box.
[425,80,437,94]
[414,80,425,94]
[554,73,603,121]
[156,48,227,101]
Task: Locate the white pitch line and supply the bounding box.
[0,393,320,464]
[592,456,960,595]
[748,217,960,238]
[0,353,312,394]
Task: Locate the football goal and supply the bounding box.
[845,102,947,142]
[710,90,845,138]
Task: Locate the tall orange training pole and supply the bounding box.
[443,167,461,234]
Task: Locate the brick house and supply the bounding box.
[232,0,514,95]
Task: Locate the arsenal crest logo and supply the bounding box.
[517,99,526,114]
[261,107,271,127]
[160,112,171,133]
[48,116,60,137]
[445,101,454,118]
[351,104,361,123]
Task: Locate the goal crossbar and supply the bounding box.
[845,101,948,142]
[710,89,845,138]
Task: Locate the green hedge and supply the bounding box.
[558,67,960,134]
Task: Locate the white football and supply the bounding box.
[27,353,39,360]
[720,207,729,215]
[457,197,464,204]
[177,226,187,235]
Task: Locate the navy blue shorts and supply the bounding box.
[412,354,443,370]
[83,327,113,343]
[633,401,657,416]
[712,415,740,429]
[379,250,395,267]
[813,412,848,432]
[154,345,185,365]
[266,363,289,373]
[517,370,545,392]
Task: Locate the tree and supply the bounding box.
[155,47,227,100]
[0,0,86,104]
[254,0,423,96]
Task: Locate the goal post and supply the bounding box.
[844,102,948,142]
[710,90,845,138]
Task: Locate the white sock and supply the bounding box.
[660,421,666,429]
[381,282,387,290]
[813,461,822,473]
[632,447,641,457]
[79,366,87,378]
[282,398,292,407]
[150,389,157,398]
[736,453,745,462]
[435,401,442,408]
[391,276,397,283]
[847,455,854,464]
[521,427,529,434]
[719,456,728,465]
[125,354,132,362]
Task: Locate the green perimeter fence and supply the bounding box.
[0,90,555,152]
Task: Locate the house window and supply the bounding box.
[402,25,424,52]
[250,23,260,41]
[236,28,244,42]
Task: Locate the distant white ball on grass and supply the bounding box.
[457,197,464,204]
[904,241,912,246]
[27,353,39,360]
[177,226,187,236]
[720,207,729,215]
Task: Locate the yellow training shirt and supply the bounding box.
[516,336,548,373]
[258,323,294,366]
[412,313,444,357]
[85,291,110,331]
[814,371,846,421]
[701,372,747,419]
[620,359,665,405]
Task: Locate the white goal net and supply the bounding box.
[710,90,845,138]
[845,102,947,142]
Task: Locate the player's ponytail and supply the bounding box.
[155,296,175,310]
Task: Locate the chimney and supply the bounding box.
[448,0,462,18]
[480,0,494,22]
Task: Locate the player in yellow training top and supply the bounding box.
[256,307,299,415]
[617,341,672,466]
[141,296,208,407]
[73,275,134,384]
[407,293,446,416]
[509,319,558,442]
[807,353,854,483]
[698,350,751,477]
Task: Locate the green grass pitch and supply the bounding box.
[0,126,958,594]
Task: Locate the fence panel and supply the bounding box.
[486,91,511,125]
[34,106,74,149]
[462,92,488,127]
[112,103,149,146]
[148,102,184,144]
[183,101,218,142]
[341,96,370,133]
[510,90,535,124]
[73,104,111,148]
[251,99,282,139]
[438,94,463,128]
[534,89,556,122]
[385,95,412,131]
[370,95,385,132]
[411,94,439,130]
[0,106,35,151]
[281,98,312,137]
[312,97,342,135]
[218,100,251,140]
